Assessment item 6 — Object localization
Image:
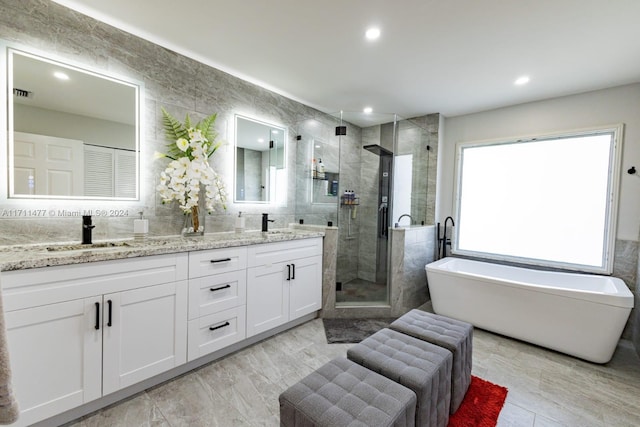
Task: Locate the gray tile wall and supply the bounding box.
[293,115,341,227]
[357,126,382,283]
[389,225,436,316]
[613,239,638,342]
[635,243,640,357]
[0,0,331,244]
[336,124,364,285]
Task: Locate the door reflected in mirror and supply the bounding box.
[234,115,286,204]
[7,47,140,200]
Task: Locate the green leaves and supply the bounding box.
[197,113,217,142]
[161,107,188,142]
[161,107,219,159]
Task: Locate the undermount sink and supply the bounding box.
[45,241,133,252]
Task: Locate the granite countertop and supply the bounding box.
[0,229,325,272]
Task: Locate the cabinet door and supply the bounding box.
[289,255,322,320]
[5,297,102,427]
[102,281,187,395]
[246,262,289,337]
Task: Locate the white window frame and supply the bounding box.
[453,124,623,274]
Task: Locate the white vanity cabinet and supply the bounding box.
[246,237,322,337]
[0,233,324,426]
[1,253,188,427]
[187,247,247,361]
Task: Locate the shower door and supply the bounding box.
[363,144,393,285]
[334,113,397,306]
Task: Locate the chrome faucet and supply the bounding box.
[396,214,413,226]
[82,215,95,244]
[262,213,275,232]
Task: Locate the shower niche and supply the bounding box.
[311,139,339,203]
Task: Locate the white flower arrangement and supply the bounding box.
[155,108,227,232]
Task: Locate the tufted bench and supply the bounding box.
[389,310,473,413]
[279,357,417,427]
[347,328,452,427]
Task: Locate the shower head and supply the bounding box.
[363,144,393,157]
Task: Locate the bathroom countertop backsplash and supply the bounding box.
[0,229,325,272]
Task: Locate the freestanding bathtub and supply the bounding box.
[426,257,634,363]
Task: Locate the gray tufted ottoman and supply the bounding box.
[389,310,473,413]
[347,328,452,427]
[279,357,417,427]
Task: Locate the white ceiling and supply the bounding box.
[52,0,640,121]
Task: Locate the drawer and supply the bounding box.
[247,237,322,267]
[188,246,247,278]
[2,253,189,312]
[187,305,246,361]
[188,271,246,320]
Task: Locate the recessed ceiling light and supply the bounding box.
[54,71,69,80]
[365,27,380,41]
[514,76,530,85]
[363,107,373,114]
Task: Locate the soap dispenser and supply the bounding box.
[133,211,149,241]
[235,211,245,233]
[317,158,325,179]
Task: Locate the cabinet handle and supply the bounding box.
[210,258,232,263]
[209,284,231,292]
[209,321,230,331]
[292,263,295,280]
[286,264,291,281]
[107,300,112,327]
[95,302,100,330]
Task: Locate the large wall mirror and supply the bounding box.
[6,46,141,200]
[235,115,286,204]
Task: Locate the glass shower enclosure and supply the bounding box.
[294,112,435,308]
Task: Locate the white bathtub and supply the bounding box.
[426,257,634,363]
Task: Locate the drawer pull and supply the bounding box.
[287,264,291,281]
[210,258,232,264]
[95,302,100,330]
[209,321,230,331]
[292,263,295,280]
[209,284,231,292]
[107,299,113,327]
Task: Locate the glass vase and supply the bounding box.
[182,204,205,237]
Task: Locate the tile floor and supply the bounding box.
[66,317,640,427]
[336,278,388,304]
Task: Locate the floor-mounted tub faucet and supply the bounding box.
[82,215,95,244]
[437,216,455,259]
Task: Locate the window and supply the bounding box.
[454,125,623,274]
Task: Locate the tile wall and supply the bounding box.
[0,0,327,245]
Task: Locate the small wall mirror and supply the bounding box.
[235,115,286,203]
[7,46,140,200]
[311,139,339,204]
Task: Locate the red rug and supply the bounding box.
[448,376,508,427]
